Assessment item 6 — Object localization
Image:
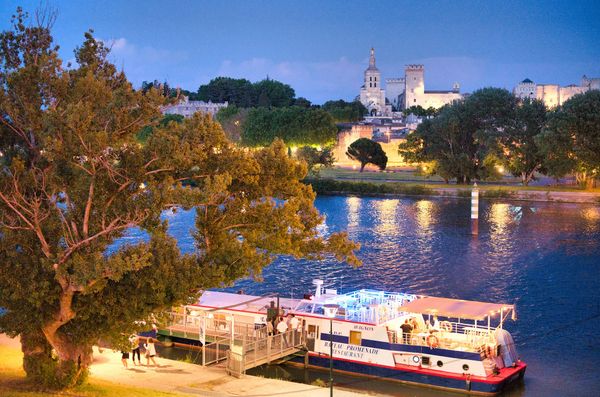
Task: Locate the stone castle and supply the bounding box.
[513,75,600,108]
[359,48,462,116]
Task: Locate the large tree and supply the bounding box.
[490,98,547,185]
[253,78,295,107]
[399,88,516,184]
[197,76,255,107]
[537,91,600,188]
[346,138,388,172]
[0,10,359,389]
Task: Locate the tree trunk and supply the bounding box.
[359,163,366,172]
[21,289,92,388]
[21,328,92,389]
[585,177,596,190]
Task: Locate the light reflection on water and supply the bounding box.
[118,196,600,397]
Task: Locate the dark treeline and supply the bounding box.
[143,76,367,147]
[399,88,600,187]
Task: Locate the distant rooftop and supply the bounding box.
[521,78,534,84]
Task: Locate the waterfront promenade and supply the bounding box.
[0,334,371,397]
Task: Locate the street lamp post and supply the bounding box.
[323,304,339,397]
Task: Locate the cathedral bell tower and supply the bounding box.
[359,47,387,116]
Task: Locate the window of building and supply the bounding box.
[370,83,372,88]
[414,99,416,103]
[349,331,362,346]
[370,77,372,81]
[374,83,376,87]
[374,77,377,81]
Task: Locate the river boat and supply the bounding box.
[162,280,526,396]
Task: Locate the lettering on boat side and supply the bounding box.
[324,341,379,359]
[353,325,374,331]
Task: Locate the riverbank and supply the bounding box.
[0,334,371,397]
[307,178,600,204]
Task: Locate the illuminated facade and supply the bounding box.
[359,48,390,116]
[513,76,597,108]
[162,96,228,118]
[359,48,462,113]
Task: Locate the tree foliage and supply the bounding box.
[322,99,367,122]
[0,9,359,389]
[197,76,295,108]
[538,90,600,187]
[399,88,517,184]
[241,106,337,147]
[295,146,335,177]
[346,138,388,172]
[493,99,547,185]
[403,105,439,118]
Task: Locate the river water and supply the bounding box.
[124,195,600,396]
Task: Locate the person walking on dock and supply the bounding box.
[130,334,141,366]
[144,338,159,367]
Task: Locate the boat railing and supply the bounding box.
[394,322,496,352]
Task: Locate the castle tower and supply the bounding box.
[359,48,387,116]
[404,65,425,109]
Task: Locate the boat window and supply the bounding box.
[307,324,317,338]
[421,356,430,366]
[349,331,362,346]
[313,305,325,315]
[462,364,470,371]
[437,360,443,367]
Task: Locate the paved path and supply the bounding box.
[1,334,372,397]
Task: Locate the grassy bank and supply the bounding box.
[0,345,181,397]
[306,178,600,203]
[318,167,600,193]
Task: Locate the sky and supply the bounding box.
[1,0,599,104]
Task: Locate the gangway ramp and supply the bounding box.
[226,329,305,377]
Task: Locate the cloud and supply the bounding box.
[96,37,189,87]
[217,57,365,103]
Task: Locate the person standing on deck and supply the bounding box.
[400,319,413,344]
[276,317,288,347]
[289,314,300,345]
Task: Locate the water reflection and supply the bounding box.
[374,199,399,237]
[415,200,433,236]
[346,196,361,232]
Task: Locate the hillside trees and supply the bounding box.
[346,138,388,172]
[0,10,359,389]
[242,106,337,147]
[322,99,367,122]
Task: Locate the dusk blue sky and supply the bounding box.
[2,0,599,104]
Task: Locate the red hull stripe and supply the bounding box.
[307,352,526,385]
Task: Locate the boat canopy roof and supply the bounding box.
[398,296,515,321]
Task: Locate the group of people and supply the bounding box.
[120,335,159,369]
[399,315,441,345]
[266,311,301,347]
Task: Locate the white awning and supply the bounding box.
[399,296,515,321]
